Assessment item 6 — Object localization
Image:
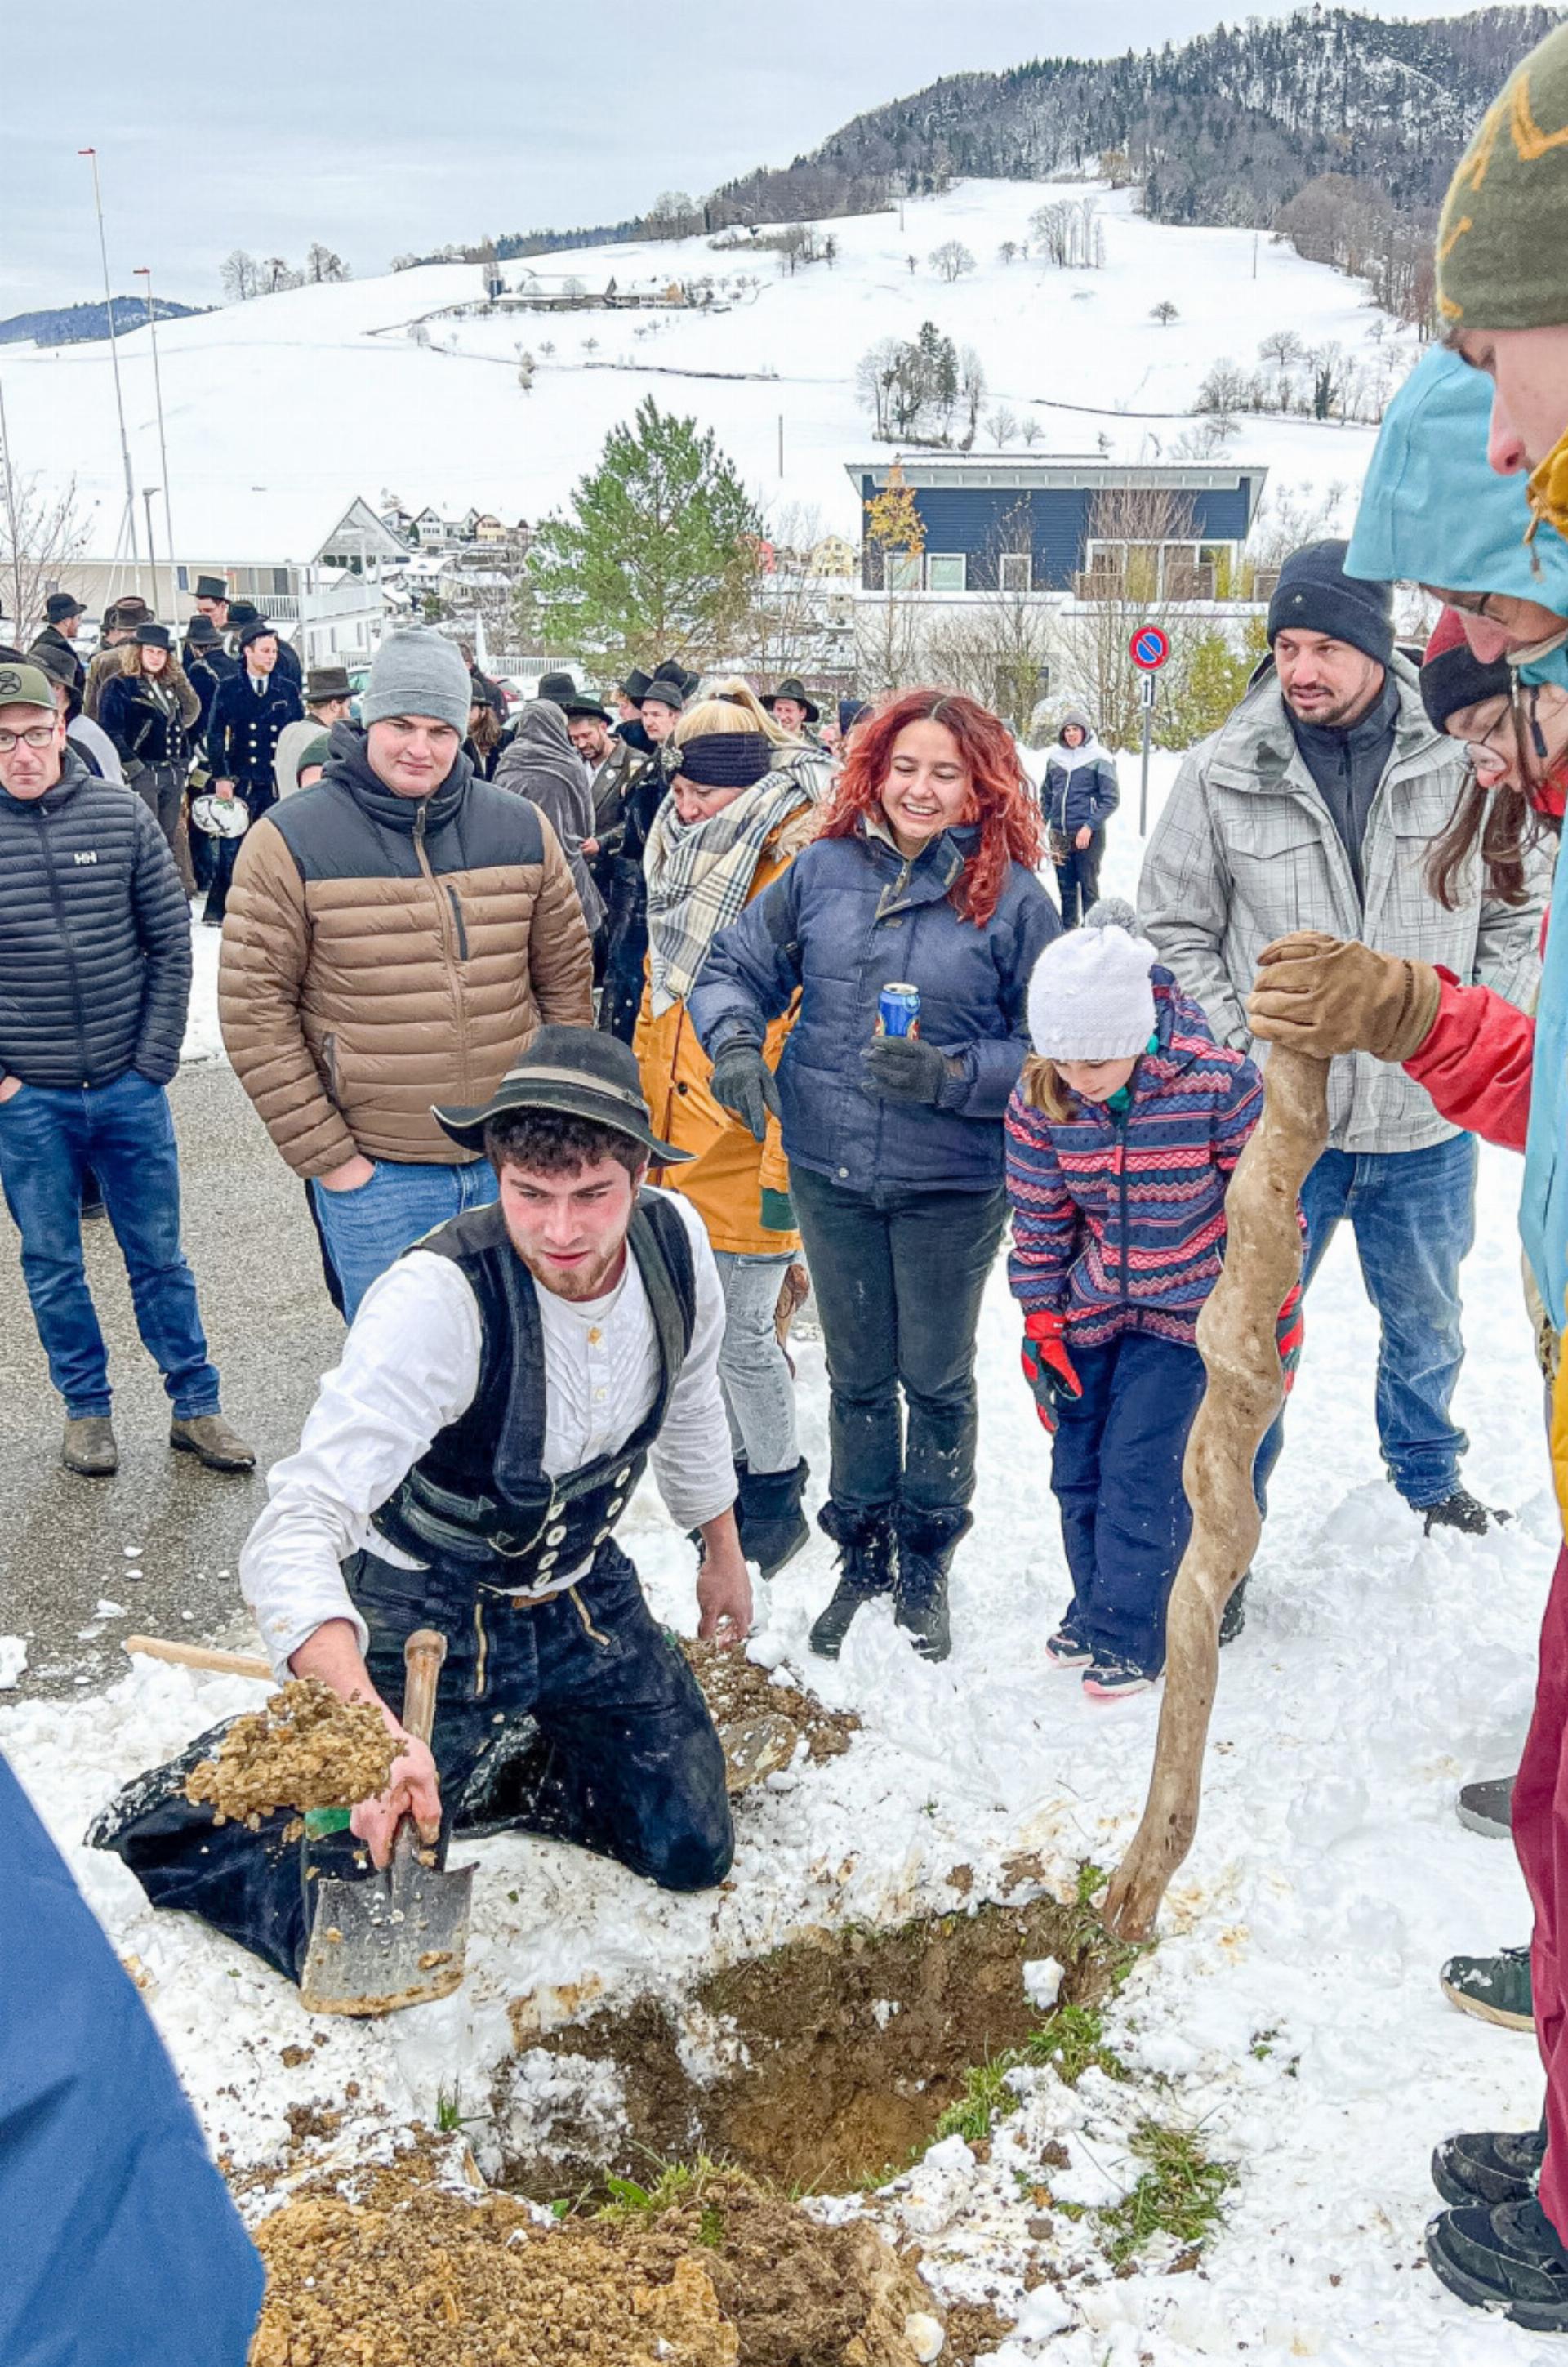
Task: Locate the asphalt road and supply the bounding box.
[0,1061,345,1699]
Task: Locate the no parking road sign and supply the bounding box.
[1129,625,1169,671]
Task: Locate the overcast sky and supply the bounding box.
[3,0,1499,313]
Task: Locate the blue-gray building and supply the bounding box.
[847,457,1268,598]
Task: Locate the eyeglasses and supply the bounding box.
[1464,681,1554,780]
[0,725,56,753]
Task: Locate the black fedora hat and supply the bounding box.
[184,615,222,649]
[134,622,174,651]
[535,669,580,705]
[761,676,820,724]
[227,600,261,629]
[44,591,86,624]
[433,1024,690,1162]
[560,688,612,723]
[621,667,652,705]
[238,617,278,649]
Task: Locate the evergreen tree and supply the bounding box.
[523,399,761,670]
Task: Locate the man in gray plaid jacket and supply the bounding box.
[1141,539,1547,1534]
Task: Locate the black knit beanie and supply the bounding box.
[676,731,776,790]
[1267,539,1394,670]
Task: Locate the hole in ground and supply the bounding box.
[496,1895,1117,2198]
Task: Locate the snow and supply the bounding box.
[2,181,1405,564]
[5,769,1562,2358]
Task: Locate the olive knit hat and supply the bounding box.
[1439,20,1568,332]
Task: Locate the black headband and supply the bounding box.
[677,731,776,790]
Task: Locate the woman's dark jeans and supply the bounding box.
[790,1163,1005,1516]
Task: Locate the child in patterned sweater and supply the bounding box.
[1005,903,1301,1698]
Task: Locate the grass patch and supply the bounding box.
[1098,2119,1236,2266]
[935,2053,1023,2143]
[1025,2004,1129,2086]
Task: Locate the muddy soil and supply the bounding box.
[501,1897,1097,2196]
[685,1641,859,1766]
[186,1678,394,1827]
[248,2148,961,2367]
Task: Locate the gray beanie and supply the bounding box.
[362,630,472,733]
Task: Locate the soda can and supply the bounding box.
[878,982,921,1038]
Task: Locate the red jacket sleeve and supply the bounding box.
[1401,971,1533,1154]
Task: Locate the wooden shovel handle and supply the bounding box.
[400,1629,447,1748]
[125,1634,271,1679]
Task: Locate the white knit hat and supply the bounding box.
[1026,898,1158,1062]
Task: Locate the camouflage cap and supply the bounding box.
[0,662,60,713]
[1439,20,1568,331]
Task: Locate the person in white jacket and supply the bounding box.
[91,1028,753,1986]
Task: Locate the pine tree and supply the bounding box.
[522,399,761,670]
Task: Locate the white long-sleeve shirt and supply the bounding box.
[243,1189,734,1677]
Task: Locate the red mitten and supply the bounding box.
[1021,1308,1083,1435]
[1276,1283,1304,1395]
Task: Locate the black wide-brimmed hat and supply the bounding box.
[305,664,352,703]
[227,600,261,628]
[194,575,229,602]
[45,592,86,624]
[621,667,652,705]
[184,615,223,649]
[433,1024,690,1162]
[535,670,580,705]
[238,617,278,649]
[559,686,612,722]
[761,676,820,724]
[640,662,687,714]
[135,622,174,651]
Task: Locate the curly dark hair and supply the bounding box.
[483,1106,646,1180]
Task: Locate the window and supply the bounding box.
[884,551,922,593]
[176,565,189,592]
[998,551,1032,594]
[272,568,290,595]
[925,554,967,593]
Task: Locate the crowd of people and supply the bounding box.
[24,21,1568,2336]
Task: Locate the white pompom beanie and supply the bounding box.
[1026,899,1159,1062]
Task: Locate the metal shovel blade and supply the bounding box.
[299,1826,474,2017]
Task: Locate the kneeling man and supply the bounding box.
[94,1027,750,1981]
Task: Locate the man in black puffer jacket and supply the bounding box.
[0,662,253,1479]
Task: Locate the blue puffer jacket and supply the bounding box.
[1041,720,1120,838]
[689,819,1060,1193]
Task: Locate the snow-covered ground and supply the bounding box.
[2,181,1410,559]
[4,769,1562,2358]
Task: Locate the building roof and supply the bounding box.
[847,457,1266,496]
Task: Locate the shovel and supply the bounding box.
[298,1628,474,2017]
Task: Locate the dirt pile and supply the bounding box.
[505,1897,1091,2195]
[186,1679,394,1827]
[686,1640,859,1766]
[247,2153,951,2367]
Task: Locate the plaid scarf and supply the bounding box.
[644,755,825,1015]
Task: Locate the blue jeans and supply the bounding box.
[311,1156,498,1322]
[95,1540,732,1984]
[1050,1329,1208,1674]
[0,1069,220,1420]
[1258,1131,1477,1509]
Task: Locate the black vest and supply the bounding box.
[373,1192,697,1585]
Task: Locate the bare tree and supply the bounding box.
[929,241,975,283]
[985,404,1019,448]
[1056,484,1199,748]
[0,470,88,648]
[305,243,350,284]
[1019,416,1045,447]
[921,502,1053,734]
[960,347,987,442]
[220,249,261,302]
[999,240,1021,265]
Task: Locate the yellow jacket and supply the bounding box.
[635,818,805,1255]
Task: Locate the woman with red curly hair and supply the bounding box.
[689,689,1059,1664]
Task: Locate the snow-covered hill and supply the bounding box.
[2,181,1416,564]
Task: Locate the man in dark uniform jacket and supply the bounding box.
[28,592,87,696]
[203,619,302,923]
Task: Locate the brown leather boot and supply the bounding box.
[169,1412,256,1472]
[62,1414,118,1478]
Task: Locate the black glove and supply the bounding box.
[861,1034,952,1107]
[710,1041,782,1143]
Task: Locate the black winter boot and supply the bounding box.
[735,1458,811,1579]
[808,1500,895,1659]
[893,1504,972,1664]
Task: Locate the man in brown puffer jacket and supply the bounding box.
[219,629,593,1318]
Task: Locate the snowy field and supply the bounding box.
[0,181,1412,559]
[5,769,1565,2360]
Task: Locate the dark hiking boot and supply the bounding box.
[1432,2124,1547,2210]
[808,1501,895,1660]
[1441,1943,1534,2032]
[735,1458,811,1580]
[1219,1571,1250,1646]
[1458,1773,1515,1839]
[170,1412,256,1473]
[62,1415,118,1478]
[893,1505,972,1665]
[1421,1487,1510,1537]
[1427,2195,1568,2332]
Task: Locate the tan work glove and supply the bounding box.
[1247,932,1442,1063]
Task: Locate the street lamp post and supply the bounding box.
[133,267,176,613]
[78,148,140,586]
[142,486,162,616]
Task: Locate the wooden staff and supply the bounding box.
[1104,1042,1330,1941]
